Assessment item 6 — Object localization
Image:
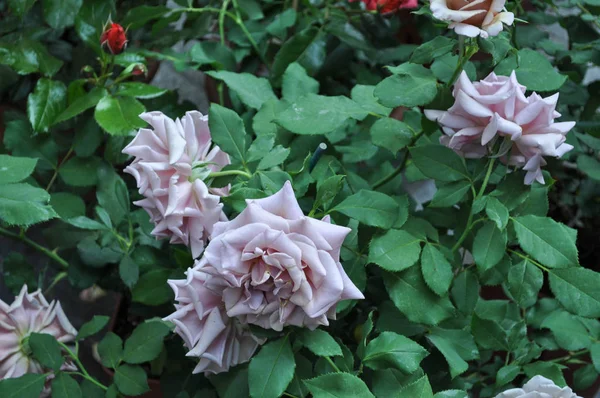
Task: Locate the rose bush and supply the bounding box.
[1,0,600,397]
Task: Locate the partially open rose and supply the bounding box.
[430,0,514,38]
[495,375,582,398]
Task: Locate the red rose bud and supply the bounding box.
[100,22,127,55]
[131,64,147,76]
[354,0,418,13]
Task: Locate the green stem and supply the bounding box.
[549,349,590,364]
[43,272,67,295]
[46,146,74,191]
[476,157,496,200]
[208,169,252,179]
[66,372,108,391]
[447,37,478,86]
[282,393,300,398]
[507,249,550,272]
[0,227,68,269]
[59,342,108,391]
[219,0,231,46]
[324,356,341,372]
[372,132,424,189]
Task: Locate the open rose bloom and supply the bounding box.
[430,0,514,37]
[123,111,230,257]
[0,286,77,395]
[425,71,575,184]
[495,375,582,398]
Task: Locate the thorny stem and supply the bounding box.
[43,272,67,295]
[448,37,479,87]
[59,342,108,391]
[0,226,68,269]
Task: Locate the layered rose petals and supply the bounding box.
[430,0,514,38]
[495,375,582,398]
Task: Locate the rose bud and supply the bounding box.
[131,64,147,76]
[100,22,128,55]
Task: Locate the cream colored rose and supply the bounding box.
[430,0,514,38]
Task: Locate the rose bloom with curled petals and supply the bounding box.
[123,111,230,258]
[495,375,582,398]
[430,0,514,38]
[195,181,364,331]
[164,268,263,374]
[425,71,574,185]
[0,285,77,396]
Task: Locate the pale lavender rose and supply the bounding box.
[0,286,77,396]
[430,0,514,38]
[196,181,364,331]
[164,268,263,374]
[123,111,230,257]
[495,375,582,398]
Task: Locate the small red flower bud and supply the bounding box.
[131,64,146,76]
[100,22,127,55]
[352,0,418,13]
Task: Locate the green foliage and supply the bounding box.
[249,337,296,398]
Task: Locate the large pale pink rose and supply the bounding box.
[0,286,77,396]
[495,375,582,398]
[164,268,263,374]
[123,111,230,257]
[425,71,574,184]
[430,0,514,38]
[196,181,364,331]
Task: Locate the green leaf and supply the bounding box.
[8,0,37,16]
[479,33,512,65]
[249,337,295,398]
[314,174,345,211]
[421,243,453,296]
[303,373,374,398]
[397,375,434,398]
[334,190,399,229]
[549,267,600,318]
[410,37,457,64]
[297,329,342,357]
[429,181,471,208]
[0,39,63,76]
[96,167,129,225]
[266,8,296,38]
[431,54,476,84]
[0,183,58,226]
[385,267,455,325]
[27,78,67,133]
[471,314,508,350]
[116,83,168,99]
[374,63,438,107]
[55,87,107,124]
[257,145,290,170]
[369,230,422,271]
[351,85,392,116]
[132,269,174,306]
[276,94,367,135]
[77,237,122,268]
[410,145,470,182]
[272,27,319,83]
[114,364,150,396]
[512,215,578,268]
[357,312,374,359]
[59,156,102,187]
[363,332,428,373]
[370,118,412,155]
[541,310,592,350]
[207,71,277,110]
[496,365,521,386]
[282,62,319,102]
[66,216,108,230]
[485,197,509,230]
[523,362,566,387]
[98,332,123,369]
[2,253,37,294]
[208,104,248,163]
[577,155,600,180]
[123,321,171,364]
[77,315,109,340]
[0,374,46,398]
[472,221,506,271]
[29,333,64,371]
[495,49,567,91]
[122,5,170,29]
[507,259,543,308]
[0,154,37,184]
[591,343,600,373]
[94,96,146,136]
[427,331,468,379]
[119,255,139,289]
[43,0,83,29]
[80,380,104,398]
[51,373,82,398]
[451,270,479,315]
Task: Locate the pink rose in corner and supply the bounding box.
[122,111,230,258]
[430,0,514,38]
[425,71,575,185]
[196,181,364,331]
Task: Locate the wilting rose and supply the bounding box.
[495,375,582,398]
[355,0,419,12]
[425,71,574,184]
[430,0,514,38]
[196,181,364,331]
[123,111,230,257]
[0,286,77,396]
[164,268,263,374]
[100,22,127,55]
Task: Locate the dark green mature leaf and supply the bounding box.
[116,83,168,99]
[98,332,123,369]
[297,329,342,357]
[351,85,392,116]
[512,215,578,268]
[485,197,509,230]
[334,190,399,229]
[479,33,512,65]
[207,71,277,110]
[122,5,170,29]
[266,8,296,38]
[427,331,468,379]
[410,145,469,182]
[51,373,82,398]
[523,362,566,387]
[67,216,108,230]
[451,270,479,315]
[97,166,129,225]
[385,267,455,325]
[258,145,290,170]
[2,253,37,294]
[8,0,37,16]
[375,64,438,107]
[209,366,250,398]
[397,375,434,398]
[77,315,109,340]
[472,222,506,272]
[94,96,146,136]
[55,87,107,124]
[429,181,471,208]
[421,243,453,296]
[542,310,592,350]
[59,156,102,187]
[282,62,319,102]
[249,337,295,398]
[0,155,37,184]
[496,365,520,386]
[27,78,67,133]
[549,267,600,318]
[591,343,600,373]
[119,255,139,289]
[29,333,64,371]
[209,104,248,163]
[471,315,508,350]
[303,373,374,398]
[507,259,543,308]
[0,374,46,398]
[431,54,476,84]
[80,380,104,398]
[370,118,413,154]
[123,322,171,364]
[272,27,319,82]
[369,230,422,271]
[114,365,150,396]
[0,39,63,76]
[0,183,58,226]
[132,269,173,306]
[276,94,367,135]
[410,37,457,64]
[577,155,600,180]
[495,49,567,91]
[43,0,83,29]
[363,332,428,373]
